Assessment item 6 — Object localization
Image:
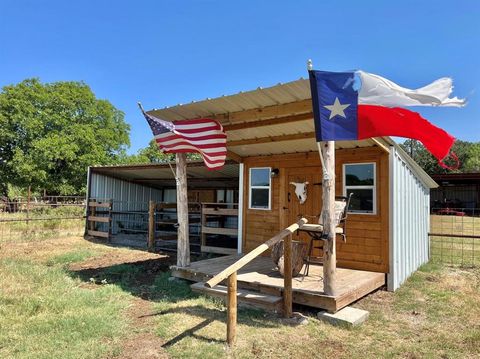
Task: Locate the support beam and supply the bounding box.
[322,141,337,296]
[371,138,390,154]
[226,150,243,163]
[176,153,190,267]
[223,112,313,131]
[227,131,315,147]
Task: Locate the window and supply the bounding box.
[249,167,271,210]
[343,163,376,214]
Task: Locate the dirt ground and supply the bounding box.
[68,247,176,359]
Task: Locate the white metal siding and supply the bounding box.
[388,148,430,291]
[89,172,164,234]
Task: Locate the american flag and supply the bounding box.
[140,106,227,170]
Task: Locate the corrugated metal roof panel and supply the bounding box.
[150,79,311,122]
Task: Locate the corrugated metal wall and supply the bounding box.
[89,172,168,235]
[388,148,430,291]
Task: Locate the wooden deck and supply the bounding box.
[171,254,385,313]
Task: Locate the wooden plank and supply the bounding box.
[202,226,238,236]
[201,246,237,255]
[228,132,315,147]
[202,208,239,216]
[191,282,282,308]
[223,112,313,131]
[226,150,243,163]
[227,272,237,346]
[88,202,111,208]
[205,218,307,288]
[371,137,391,153]
[176,153,190,267]
[87,230,109,238]
[87,216,110,223]
[335,273,385,311]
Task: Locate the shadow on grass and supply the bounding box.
[68,256,280,346]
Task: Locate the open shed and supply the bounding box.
[86,161,241,254]
[86,77,438,312]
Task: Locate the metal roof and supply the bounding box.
[149,78,311,122]
[90,161,239,189]
[147,77,437,189]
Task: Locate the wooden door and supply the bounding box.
[284,167,323,247]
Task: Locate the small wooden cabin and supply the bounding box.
[148,78,437,293]
[87,78,437,312]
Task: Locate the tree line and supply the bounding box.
[1,78,478,198]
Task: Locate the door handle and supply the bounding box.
[282,206,288,210]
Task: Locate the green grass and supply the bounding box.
[1,233,479,359]
[46,248,96,266]
[0,258,131,359]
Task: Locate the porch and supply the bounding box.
[171,254,385,313]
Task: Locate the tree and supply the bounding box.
[0,78,130,196]
[400,139,479,175]
[121,139,202,165]
[464,143,480,172]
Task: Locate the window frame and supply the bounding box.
[343,162,377,215]
[248,167,272,210]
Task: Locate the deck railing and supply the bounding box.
[205,217,308,345]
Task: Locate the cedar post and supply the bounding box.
[148,200,155,252]
[321,141,337,296]
[283,234,293,318]
[26,185,31,225]
[227,271,237,346]
[308,59,337,296]
[176,153,190,267]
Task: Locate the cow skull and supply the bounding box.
[290,182,309,204]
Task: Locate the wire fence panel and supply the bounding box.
[0,200,85,243]
[430,207,480,267]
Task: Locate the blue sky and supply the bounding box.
[1,0,478,154]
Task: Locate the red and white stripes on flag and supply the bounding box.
[142,109,227,170]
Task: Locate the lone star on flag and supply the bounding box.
[324,97,350,120]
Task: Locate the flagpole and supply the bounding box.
[138,102,190,267]
[308,59,337,296]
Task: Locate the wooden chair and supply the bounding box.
[300,193,353,277]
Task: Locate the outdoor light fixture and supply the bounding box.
[271,168,279,177]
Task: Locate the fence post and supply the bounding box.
[227,271,237,346]
[148,200,155,252]
[108,199,113,242]
[283,234,293,318]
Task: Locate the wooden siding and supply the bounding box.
[242,147,390,273]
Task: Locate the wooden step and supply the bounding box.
[191,282,283,312]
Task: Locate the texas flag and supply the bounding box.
[309,70,465,168]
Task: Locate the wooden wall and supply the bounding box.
[242,147,390,273]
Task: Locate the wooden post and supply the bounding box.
[107,199,113,242]
[176,153,190,267]
[148,200,155,252]
[89,199,96,231]
[26,185,31,225]
[322,141,337,296]
[227,271,237,346]
[283,234,293,318]
[308,59,337,296]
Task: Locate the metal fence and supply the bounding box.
[0,199,85,243]
[429,207,480,266]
